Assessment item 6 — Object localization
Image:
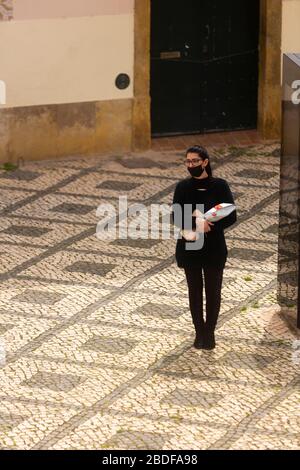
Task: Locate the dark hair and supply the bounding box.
[186,145,213,177]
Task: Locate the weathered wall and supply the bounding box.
[2,0,299,161]
[258,0,283,140]
[0,0,134,162]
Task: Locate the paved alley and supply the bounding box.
[0,142,299,450]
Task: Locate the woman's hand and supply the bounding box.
[196,218,214,233]
[193,210,214,233]
[181,229,198,241]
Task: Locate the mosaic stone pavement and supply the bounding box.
[0,143,299,450]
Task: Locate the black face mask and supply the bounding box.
[188,165,205,178]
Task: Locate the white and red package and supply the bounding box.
[193,203,236,223]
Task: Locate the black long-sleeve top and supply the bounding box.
[171,175,237,268]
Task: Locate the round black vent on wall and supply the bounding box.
[115,73,130,90]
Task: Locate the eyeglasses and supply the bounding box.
[184,158,203,167]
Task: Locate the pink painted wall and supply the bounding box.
[13,0,134,20]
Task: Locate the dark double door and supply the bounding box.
[151,0,260,136]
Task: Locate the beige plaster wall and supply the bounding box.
[0,13,134,108]
[13,0,134,20]
[282,0,300,54]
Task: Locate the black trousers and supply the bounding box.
[183,264,224,333]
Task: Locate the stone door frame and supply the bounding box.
[133,0,282,150]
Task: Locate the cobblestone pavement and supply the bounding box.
[0,143,299,450]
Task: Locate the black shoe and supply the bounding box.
[193,331,205,349]
[203,331,216,350]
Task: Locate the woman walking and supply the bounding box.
[172,146,237,350]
